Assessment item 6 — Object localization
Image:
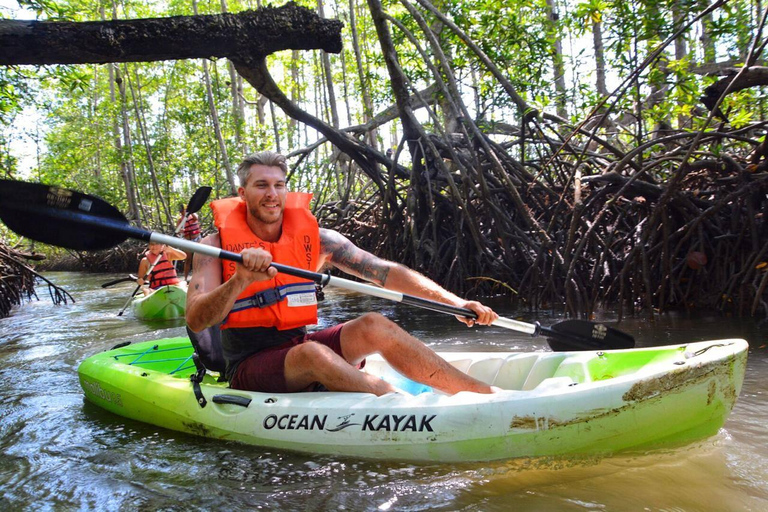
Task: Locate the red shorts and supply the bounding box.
[229,323,363,393]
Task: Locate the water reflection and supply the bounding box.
[0,272,766,510]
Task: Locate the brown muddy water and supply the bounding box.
[0,272,766,511]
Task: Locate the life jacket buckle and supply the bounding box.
[255,287,282,308]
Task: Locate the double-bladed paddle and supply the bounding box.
[0,180,634,351]
[115,185,212,316]
[101,274,138,288]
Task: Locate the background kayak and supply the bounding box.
[131,284,187,320]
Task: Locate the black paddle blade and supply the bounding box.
[186,186,212,215]
[542,319,635,351]
[0,179,133,251]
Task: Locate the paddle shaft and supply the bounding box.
[101,275,138,288]
[0,180,634,349]
[118,255,162,315]
[145,232,537,335]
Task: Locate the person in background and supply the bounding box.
[137,242,186,295]
[177,203,202,280]
[186,150,500,396]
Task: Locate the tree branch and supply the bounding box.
[0,2,342,65]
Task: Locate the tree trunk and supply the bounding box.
[103,4,140,224]
[673,1,688,128]
[700,12,715,64]
[193,0,237,195]
[593,20,608,97]
[349,0,377,150]
[288,49,301,147]
[219,0,247,157]
[545,0,567,119]
[125,63,173,227]
[115,64,144,226]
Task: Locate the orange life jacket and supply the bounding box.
[147,251,180,288]
[211,194,319,330]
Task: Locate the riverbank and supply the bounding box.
[32,242,142,273]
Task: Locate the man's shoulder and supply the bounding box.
[200,232,221,247]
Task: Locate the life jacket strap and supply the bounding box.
[230,282,317,312]
[190,352,208,408]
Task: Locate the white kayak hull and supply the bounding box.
[78,338,749,462]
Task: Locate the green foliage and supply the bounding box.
[1,0,766,228]
[0,71,26,126]
[17,0,77,20]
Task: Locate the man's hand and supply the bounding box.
[456,300,498,327]
[234,247,278,284]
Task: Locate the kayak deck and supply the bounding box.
[78,337,749,462]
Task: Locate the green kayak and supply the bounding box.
[131,284,187,320]
[78,337,748,462]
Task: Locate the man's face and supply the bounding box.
[238,164,287,225]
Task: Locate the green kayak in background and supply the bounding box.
[131,284,187,320]
[78,337,748,462]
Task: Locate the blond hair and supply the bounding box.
[236,151,288,186]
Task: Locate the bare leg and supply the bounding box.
[340,313,494,395]
[283,341,396,396]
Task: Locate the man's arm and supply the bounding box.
[136,257,149,286]
[318,228,498,326]
[186,234,276,332]
[165,246,187,261]
[175,213,185,230]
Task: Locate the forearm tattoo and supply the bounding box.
[321,229,391,286]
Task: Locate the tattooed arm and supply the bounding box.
[318,228,498,326]
[186,233,276,331]
[318,228,394,286]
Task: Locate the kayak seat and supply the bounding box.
[466,358,505,385]
[493,354,540,390]
[552,354,595,384]
[530,376,579,391]
[446,358,473,374]
[521,354,567,391]
[186,325,226,376]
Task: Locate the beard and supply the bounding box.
[249,204,283,225]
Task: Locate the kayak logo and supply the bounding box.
[47,187,72,209]
[592,324,607,340]
[81,378,123,407]
[263,414,328,431]
[262,413,437,433]
[362,414,436,432]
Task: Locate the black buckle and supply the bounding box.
[255,287,281,308]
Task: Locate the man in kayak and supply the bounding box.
[137,242,187,295]
[186,151,500,396]
[176,203,202,280]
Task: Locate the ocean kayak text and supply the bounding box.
[263,413,437,432]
